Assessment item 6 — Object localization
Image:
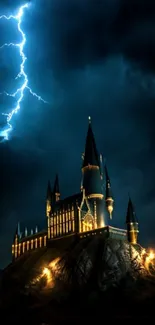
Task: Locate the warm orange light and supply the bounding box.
[141,249,146,256]
[149,251,155,260]
[100,219,105,227]
[143,249,155,272]
[42,267,51,282]
[49,257,60,271]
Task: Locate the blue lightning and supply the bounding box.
[0,3,47,141]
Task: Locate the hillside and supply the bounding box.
[1,236,155,324]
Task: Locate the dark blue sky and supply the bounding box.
[1,0,155,268]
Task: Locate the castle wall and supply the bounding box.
[12,231,47,260]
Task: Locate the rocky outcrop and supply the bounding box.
[54,237,146,291]
[1,237,155,323]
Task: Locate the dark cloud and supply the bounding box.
[0,0,155,268]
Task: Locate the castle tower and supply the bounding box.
[105,165,114,219]
[53,174,60,202]
[46,180,52,239]
[12,223,20,260]
[126,197,139,244]
[81,117,105,229]
[46,180,52,218]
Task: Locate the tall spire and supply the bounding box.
[53,174,60,202]
[14,223,20,241]
[82,117,100,169]
[105,164,114,219]
[81,118,104,228]
[105,165,112,197]
[126,197,138,224]
[126,197,139,244]
[17,221,21,237]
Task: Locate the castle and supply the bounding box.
[12,118,139,260]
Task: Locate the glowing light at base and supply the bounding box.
[31,257,60,288]
[100,221,105,228]
[0,3,47,141]
[144,250,155,271]
[49,257,60,270]
[141,248,155,273]
[42,267,52,283]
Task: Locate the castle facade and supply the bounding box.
[12,118,139,260]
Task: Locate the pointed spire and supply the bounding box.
[126,197,138,224]
[53,174,60,202]
[25,227,28,237]
[105,164,114,219]
[105,165,113,198]
[126,196,139,244]
[46,180,52,201]
[17,222,20,237]
[31,229,33,235]
[82,118,100,169]
[14,222,21,241]
[35,225,38,233]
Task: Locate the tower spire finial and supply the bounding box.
[88,116,91,124]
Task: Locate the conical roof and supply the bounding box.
[83,118,100,168]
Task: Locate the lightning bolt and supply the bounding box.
[0,3,47,141]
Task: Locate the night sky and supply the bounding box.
[0,0,155,269]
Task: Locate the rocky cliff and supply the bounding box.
[1,236,155,324]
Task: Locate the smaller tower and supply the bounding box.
[126,197,139,244]
[53,174,60,202]
[13,223,20,260]
[81,117,104,228]
[105,165,114,219]
[46,180,52,217]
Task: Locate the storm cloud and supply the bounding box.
[0,0,155,267]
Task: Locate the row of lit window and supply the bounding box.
[51,219,75,238]
[12,236,47,258]
[51,210,74,225]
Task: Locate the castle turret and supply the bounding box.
[53,174,60,202]
[81,117,104,228]
[13,223,20,260]
[46,180,52,218]
[105,165,114,219]
[126,197,139,244]
[46,180,52,239]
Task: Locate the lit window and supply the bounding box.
[23,242,25,253]
[44,236,46,246]
[12,245,14,255]
[27,241,29,251]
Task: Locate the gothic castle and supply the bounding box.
[12,118,139,260]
